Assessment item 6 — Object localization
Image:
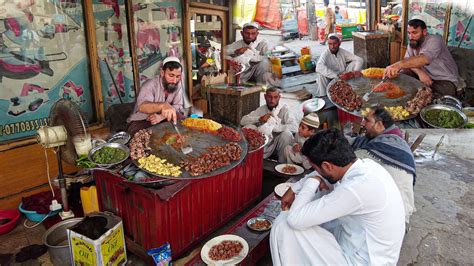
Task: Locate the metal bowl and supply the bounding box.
[247,217,273,232]
[434,95,462,110]
[88,142,130,168]
[107,131,131,145]
[420,104,468,129]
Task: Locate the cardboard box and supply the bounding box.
[68,213,127,266]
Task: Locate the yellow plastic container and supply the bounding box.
[80,185,99,215]
[299,55,312,71]
[270,57,282,79]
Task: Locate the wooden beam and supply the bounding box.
[83,0,104,122]
[190,2,229,12]
[125,0,141,95]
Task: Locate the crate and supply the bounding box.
[68,213,127,266]
[208,85,262,126]
[95,148,264,259]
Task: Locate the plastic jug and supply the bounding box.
[269,57,282,79]
[80,185,99,215]
[299,55,312,71]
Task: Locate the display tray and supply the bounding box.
[327,73,425,120]
[133,122,248,180]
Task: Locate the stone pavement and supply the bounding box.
[398,129,474,265]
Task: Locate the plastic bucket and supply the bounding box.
[43,218,83,266]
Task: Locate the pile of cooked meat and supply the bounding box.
[329,80,363,111]
[406,87,433,114]
[181,142,242,176]
[208,240,244,261]
[129,129,152,160]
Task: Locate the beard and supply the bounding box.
[322,175,338,184]
[409,36,425,49]
[163,79,178,93]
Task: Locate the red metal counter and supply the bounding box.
[95,148,264,259]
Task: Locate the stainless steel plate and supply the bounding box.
[327,73,424,120]
[247,217,273,232]
[133,122,248,180]
[107,131,131,145]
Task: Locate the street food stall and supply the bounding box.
[93,119,268,259]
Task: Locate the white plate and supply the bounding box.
[274,182,293,197]
[201,234,249,265]
[275,164,304,176]
[302,98,326,113]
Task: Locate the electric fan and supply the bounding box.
[36,99,90,219]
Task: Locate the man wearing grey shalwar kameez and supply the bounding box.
[315,34,363,97]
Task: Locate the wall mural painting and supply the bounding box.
[407,0,449,45]
[447,2,474,49]
[132,0,183,84]
[92,0,135,111]
[0,0,94,142]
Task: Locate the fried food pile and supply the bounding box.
[405,87,433,115]
[329,80,363,111]
[208,240,244,261]
[361,68,385,79]
[182,118,222,132]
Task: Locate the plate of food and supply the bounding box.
[247,217,272,232]
[302,98,326,113]
[201,234,249,265]
[275,164,304,175]
[274,182,293,197]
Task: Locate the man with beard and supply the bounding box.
[225,22,276,85]
[315,34,363,96]
[349,107,416,225]
[127,57,184,135]
[385,19,459,98]
[240,87,297,162]
[270,128,405,265]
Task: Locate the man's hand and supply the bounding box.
[146,113,161,125]
[161,103,177,124]
[292,143,301,153]
[416,69,433,86]
[281,187,295,211]
[384,63,402,78]
[259,113,272,123]
[234,47,249,55]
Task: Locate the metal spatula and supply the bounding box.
[363,76,388,101]
[171,122,193,154]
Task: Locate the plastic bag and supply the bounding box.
[148,243,172,266]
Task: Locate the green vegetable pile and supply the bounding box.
[92,146,127,164]
[76,155,96,168]
[425,109,464,128]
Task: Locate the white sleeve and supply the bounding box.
[316,51,339,79]
[290,171,319,193]
[272,106,298,133]
[287,178,363,230]
[241,107,263,126]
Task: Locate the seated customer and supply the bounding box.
[283,113,320,169]
[349,106,416,224]
[315,34,363,97]
[384,19,459,98]
[270,129,406,265]
[241,87,298,162]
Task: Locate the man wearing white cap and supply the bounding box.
[315,34,363,97]
[225,22,276,85]
[127,56,184,135]
[283,113,320,169]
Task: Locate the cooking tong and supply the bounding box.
[170,122,193,155]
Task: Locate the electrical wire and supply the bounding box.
[44,147,56,198]
[23,211,53,229]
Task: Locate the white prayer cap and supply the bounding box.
[243,22,259,29]
[301,113,320,129]
[162,56,181,66]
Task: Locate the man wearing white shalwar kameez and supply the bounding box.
[225,22,277,85]
[315,34,363,96]
[241,88,298,162]
[270,129,406,265]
